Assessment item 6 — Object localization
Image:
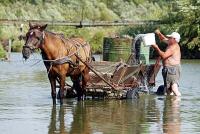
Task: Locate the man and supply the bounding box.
[152,30,181,96]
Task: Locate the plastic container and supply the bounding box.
[142,33,156,46]
[140,42,150,64]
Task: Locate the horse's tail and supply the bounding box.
[82,41,91,62]
[85,43,92,63]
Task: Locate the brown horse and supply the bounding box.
[22,23,91,105]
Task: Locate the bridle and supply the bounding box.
[24,29,45,51]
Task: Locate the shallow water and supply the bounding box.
[0,53,200,134]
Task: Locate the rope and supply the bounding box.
[47,63,53,75]
[30,59,42,67]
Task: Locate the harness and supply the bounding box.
[46,38,89,65]
[24,29,91,75]
[41,32,90,74]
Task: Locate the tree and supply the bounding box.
[167,0,200,49]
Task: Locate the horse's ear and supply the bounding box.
[29,22,33,29]
[41,24,48,31]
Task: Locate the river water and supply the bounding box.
[0,53,200,134]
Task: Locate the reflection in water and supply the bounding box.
[47,96,182,134]
[47,97,164,134]
[70,102,91,134]
[48,106,68,134]
[163,96,181,134]
[48,102,91,134]
[48,106,57,134]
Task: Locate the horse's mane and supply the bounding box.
[43,30,88,52]
[45,30,81,40]
[44,30,69,46]
[45,31,65,38]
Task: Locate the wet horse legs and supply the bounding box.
[59,75,66,105]
[73,79,83,101]
[48,74,56,105]
[82,67,90,99]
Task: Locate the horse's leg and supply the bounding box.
[71,75,83,101]
[76,80,82,101]
[82,67,90,99]
[48,74,57,105]
[59,75,66,105]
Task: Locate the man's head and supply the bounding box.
[166,32,181,43]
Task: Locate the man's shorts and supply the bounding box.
[162,65,181,89]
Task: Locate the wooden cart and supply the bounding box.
[85,60,160,99]
[63,55,161,99]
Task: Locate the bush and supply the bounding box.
[0,44,6,59]
[89,30,105,53]
[12,40,23,52]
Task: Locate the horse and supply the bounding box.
[22,23,91,105]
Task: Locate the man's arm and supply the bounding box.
[152,44,173,60]
[155,29,168,44]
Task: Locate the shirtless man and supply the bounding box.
[152,30,181,96]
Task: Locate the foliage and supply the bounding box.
[160,0,200,46]
[0,0,165,53]
[0,0,199,58]
[120,0,200,58]
[0,0,167,22]
[89,30,105,53]
[12,40,23,52]
[0,44,6,59]
[158,0,200,58]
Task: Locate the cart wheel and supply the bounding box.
[156,85,165,95]
[126,89,139,99]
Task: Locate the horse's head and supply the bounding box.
[22,23,47,60]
